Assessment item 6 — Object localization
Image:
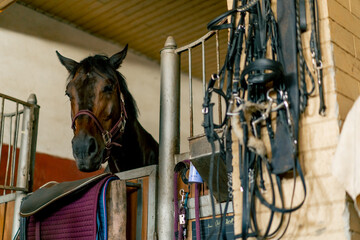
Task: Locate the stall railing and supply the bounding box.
[0,93,39,239]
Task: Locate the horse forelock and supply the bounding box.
[68,54,139,120]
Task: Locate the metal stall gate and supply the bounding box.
[0,93,39,240]
[158,28,228,239]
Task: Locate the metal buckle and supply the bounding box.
[202,107,208,114]
[311,51,323,70]
[102,131,112,146]
[118,119,126,133]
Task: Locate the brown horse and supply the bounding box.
[56,45,158,173]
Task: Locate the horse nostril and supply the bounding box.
[72,133,98,161]
[88,137,97,155]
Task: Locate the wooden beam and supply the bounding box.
[107,180,127,239]
[0,0,16,12]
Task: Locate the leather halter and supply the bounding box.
[71,83,127,164]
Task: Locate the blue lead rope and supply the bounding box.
[96,176,119,240]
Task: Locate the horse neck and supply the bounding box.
[109,117,158,172]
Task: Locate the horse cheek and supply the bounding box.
[103,100,115,127]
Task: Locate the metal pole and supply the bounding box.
[157,36,180,240]
[11,94,38,239]
[188,48,193,138]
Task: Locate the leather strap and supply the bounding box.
[254,159,307,213]
[270,111,295,174]
[309,0,326,115]
[207,0,260,31]
[240,58,284,86]
[206,0,308,238]
[296,0,315,113]
[194,183,201,240]
[19,216,27,240]
[173,171,179,240]
[299,0,307,32]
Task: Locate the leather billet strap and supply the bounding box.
[299,0,307,32]
[202,74,229,135]
[295,0,315,114]
[202,74,231,239]
[309,0,326,115]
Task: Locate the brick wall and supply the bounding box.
[329,0,360,119]
[230,0,360,239]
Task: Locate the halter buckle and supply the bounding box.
[118,118,126,133]
[102,131,112,147]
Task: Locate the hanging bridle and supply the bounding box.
[71,82,127,164]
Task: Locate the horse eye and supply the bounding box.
[103,85,113,93]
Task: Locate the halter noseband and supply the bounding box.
[71,84,127,164]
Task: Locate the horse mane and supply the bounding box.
[68,54,139,119]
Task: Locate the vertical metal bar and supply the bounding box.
[147,167,157,240]
[0,97,5,167]
[15,102,30,191]
[157,36,180,239]
[202,40,206,95]
[27,94,39,193]
[10,103,20,188]
[4,116,13,193]
[188,48,194,138]
[216,31,222,124]
[12,94,38,240]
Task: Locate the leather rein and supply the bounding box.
[71,82,127,165]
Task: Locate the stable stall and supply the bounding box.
[0,0,359,239]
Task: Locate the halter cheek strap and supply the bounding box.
[71,90,127,164]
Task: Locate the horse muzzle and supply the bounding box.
[72,131,102,172]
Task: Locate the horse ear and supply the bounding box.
[56,51,79,73]
[109,44,128,69]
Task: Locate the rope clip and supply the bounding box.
[180,189,185,206]
[311,51,323,71]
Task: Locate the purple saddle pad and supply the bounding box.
[24,174,113,240]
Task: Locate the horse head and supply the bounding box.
[56,45,141,172]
